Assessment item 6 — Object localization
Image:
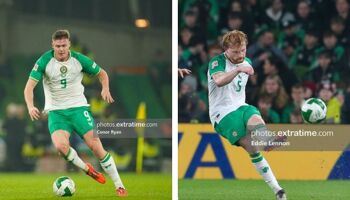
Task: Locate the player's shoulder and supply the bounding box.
[70,50,92,63]
[244,57,252,65]
[36,50,54,66]
[209,53,226,64]
[209,53,226,68]
[38,50,54,61]
[70,50,84,59]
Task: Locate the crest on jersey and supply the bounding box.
[60,65,68,74]
[33,64,39,71]
[211,60,218,69]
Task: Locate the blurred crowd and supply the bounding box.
[178,0,350,124]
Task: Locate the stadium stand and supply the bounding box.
[179,0,350,124]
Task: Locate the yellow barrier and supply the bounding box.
[178,124,347,180]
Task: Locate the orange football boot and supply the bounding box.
[86,163,106,184]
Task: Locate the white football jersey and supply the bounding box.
[29,50,101,111]
[207,54,252,125]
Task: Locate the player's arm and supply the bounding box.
[24,79,40,121]
[97,69,114,103]
[75,52,115,104]
[212,65,254,87]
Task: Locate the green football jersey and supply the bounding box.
[207,53,252,125]
[29,50,101,111]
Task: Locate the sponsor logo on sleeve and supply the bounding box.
[33,64,39,71]
[92,62,97,69]
[211,60,218,69]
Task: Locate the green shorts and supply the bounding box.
[214,105,261,145]
[48,106,95,137]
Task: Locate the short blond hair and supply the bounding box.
[52,29,70,41]
[221,30,248,50]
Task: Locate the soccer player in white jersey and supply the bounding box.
[24,30,127,197]
[207,30,287,200]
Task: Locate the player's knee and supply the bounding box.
[54,142,70,155]
[247,114,264,126]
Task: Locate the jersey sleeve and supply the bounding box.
[244,57,252,66]
[76,53,101,76]
[29,51,52,81]
[29,62,44,81]
[208,56,226,76]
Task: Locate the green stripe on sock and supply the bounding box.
[252,156,263,163]
[250,152,261,159]
[63,148,71,161]
[100,153,111,163]
[101,152,109,161]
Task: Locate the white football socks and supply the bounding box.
[251,152,282,193]
[65,147,88,172]
[100,152,124,188]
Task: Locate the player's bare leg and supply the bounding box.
[238,115,287,200]
[83,131,127,197]
[51,130,71,156]
[51,130,89,173]
[248,115,287,152]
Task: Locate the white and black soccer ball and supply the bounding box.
[301,98,327,124]
[53,176,76,197]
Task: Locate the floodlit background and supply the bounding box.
[0,0,172,180]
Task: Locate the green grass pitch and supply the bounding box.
[0,173,171,200]
[179,179,350,200]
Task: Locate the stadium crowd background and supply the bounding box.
[179,0,350,125]
[0,0,171,173]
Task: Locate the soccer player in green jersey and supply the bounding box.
[207,30,286,200]
[24,30,127,197]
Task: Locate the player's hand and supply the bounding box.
[28,106,40,121]
[178,68,191,78]
[101,89,115,103]
[237,65,254,75]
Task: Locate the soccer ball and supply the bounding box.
[301,98,327,123]
[53,176,76,197]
